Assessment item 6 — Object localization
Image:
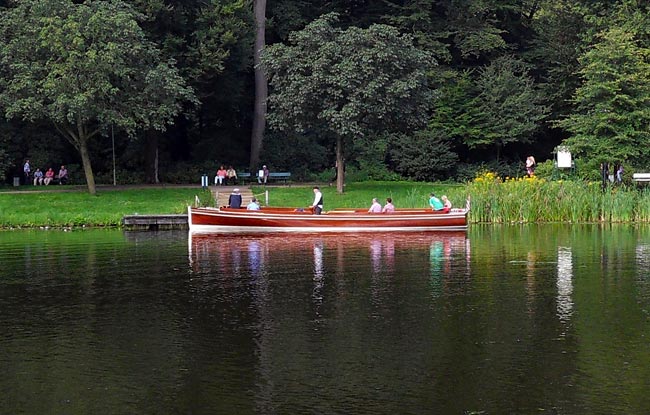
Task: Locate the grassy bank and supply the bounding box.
[5,177,647,228]
[0,182,460,228]
[0,187,212,228]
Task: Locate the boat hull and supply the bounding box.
[188,206,468,233]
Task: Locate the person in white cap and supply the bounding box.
[228,188,242,208]
[258,165,269,184]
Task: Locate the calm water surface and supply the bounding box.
[1,226,650,414]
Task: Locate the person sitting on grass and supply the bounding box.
[429,193,444,211]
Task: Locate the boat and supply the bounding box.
[187,204,469,234]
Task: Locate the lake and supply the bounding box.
[1,225,649,414]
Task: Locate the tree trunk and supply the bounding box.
[78,137,97,195]
[336,135,345,194]
[144,130,159,183]
[249,0,267,172]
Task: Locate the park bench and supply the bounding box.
[238,171,292,184]
[632,173,650,183]
[267,172,291,183]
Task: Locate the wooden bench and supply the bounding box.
[237,172,252,184]
[633,173,650,182]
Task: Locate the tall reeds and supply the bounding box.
[466,172,650,223]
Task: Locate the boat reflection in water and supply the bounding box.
[189,232,470,288]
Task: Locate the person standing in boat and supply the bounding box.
[310,186,323,215]
[368,198,382,213]
[228,188,242,208]
[429,193,444,211]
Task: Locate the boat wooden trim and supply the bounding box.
[188,205,468,234]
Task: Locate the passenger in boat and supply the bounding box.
[368,198,382,213]
[429,193,444,211]
[382,197,395,213]
[310,186,323,215]
[441,195,452,213]
[247,197,260,210]
[228,188,242,208]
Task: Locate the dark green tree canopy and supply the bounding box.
[262,13,436,191]
[0,0,195,193]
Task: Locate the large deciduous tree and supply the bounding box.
[0,0,195,194]
[262,13,435,193]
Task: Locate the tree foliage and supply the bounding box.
[0,0,195,193]
[262,13,435,192]
[466,55,548,158]
[557,22,650,164]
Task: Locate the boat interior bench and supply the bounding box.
[633,173,650,183]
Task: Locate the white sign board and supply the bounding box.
[557,150,572,168]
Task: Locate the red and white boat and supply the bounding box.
[188,205,469,234]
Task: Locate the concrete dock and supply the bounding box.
[122,214,188,230]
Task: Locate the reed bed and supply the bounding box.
[467,172,650,223]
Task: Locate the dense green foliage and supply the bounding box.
[0,0,195,194]
[0,0,649,186]
[262,13,434,192]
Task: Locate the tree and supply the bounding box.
[250,0,267,172]
[557,25,650,165]
[262,13,435,193]
[466,55,548,160]
[0,0,195,194]
[390,130,458,181]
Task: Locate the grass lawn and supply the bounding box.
[0,187,212,228]
[0,181,465,228]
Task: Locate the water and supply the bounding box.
[1,226,650,414]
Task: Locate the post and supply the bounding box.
[112,125,116,186]
[265,189,269,206]
[201,174,208,189]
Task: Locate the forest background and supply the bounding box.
[0,0,649,194]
